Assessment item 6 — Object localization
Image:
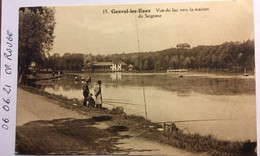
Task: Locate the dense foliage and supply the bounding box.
[50,40,254,72]
[18,7,56,83]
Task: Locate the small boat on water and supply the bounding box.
[27,75,62,82]
[167,69,188,73]
[167,69,187,78]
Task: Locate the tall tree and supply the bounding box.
[18,7,56,84]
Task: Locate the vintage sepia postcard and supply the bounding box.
[0,0,259,155]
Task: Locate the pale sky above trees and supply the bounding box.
[51,0,254,55]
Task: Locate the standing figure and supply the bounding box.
[83,80,90,106]
[94,80,102,108]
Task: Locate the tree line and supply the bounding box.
[47,40,254,72]
[19,7,56,84]
[18,7,254,84]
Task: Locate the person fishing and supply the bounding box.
[87,93,96,107]
[82,80,90,106]
[94,80,102,108]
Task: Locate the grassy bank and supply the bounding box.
[18,85,256,156]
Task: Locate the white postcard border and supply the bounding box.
[1,0,259,155]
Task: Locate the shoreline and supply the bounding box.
[54,69,255,76]
[18,85,257,156]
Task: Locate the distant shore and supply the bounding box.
[60,69,254,74]
[18,85,257,156]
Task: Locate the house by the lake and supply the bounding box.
[91,62,127,71]
[176,43,191,49]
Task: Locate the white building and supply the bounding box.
[91,62,127,71]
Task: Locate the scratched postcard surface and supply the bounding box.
[0,0,258,155]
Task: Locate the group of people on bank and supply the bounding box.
[82,77,102,108]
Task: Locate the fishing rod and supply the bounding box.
[142,79,148,120]
[103,102,117,107]
[135,13,141,53]
[156,118,235,123]
[135,13,148,120]
[103,98,128,102]
[103,101,144,106]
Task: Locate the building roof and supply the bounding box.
[121,62,127,65]
[92,62,127,66]
[128,64,133,67]
[92,62,113,66]
[176,43,191,49]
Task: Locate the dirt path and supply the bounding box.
[16,88,204,155]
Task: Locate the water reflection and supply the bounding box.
[110,72,122,81]
[33,72,256,141]
[35,73,255,96]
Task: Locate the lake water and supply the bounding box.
[34,72,256,141]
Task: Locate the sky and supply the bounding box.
[51,0,254,55]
